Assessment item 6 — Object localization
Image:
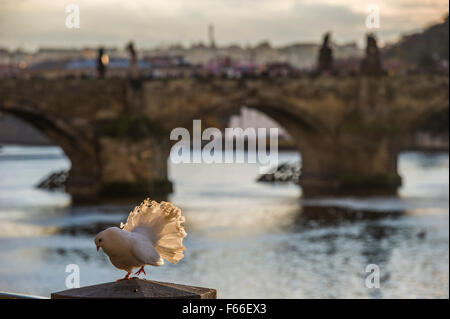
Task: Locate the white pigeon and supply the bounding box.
[94,198,187,280]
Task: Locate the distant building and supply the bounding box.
[1,38,364,79]
[21,58,152,79]
[0,48,11,65]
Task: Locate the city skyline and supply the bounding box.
[0,0,448,51]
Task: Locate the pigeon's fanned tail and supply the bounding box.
[120,199,187,264]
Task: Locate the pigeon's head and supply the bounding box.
[94,227,122,253]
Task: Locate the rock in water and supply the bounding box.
[257,162,300,183]
[36,170,68,191]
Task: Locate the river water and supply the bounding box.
[0,145,448,298]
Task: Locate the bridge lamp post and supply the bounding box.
[101,54,109,66]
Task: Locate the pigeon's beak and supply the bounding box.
[96,244,100,252]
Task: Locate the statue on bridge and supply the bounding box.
[317,32,334,74]
[361,33,385,76]
[126,41,139,79]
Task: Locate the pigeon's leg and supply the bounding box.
[134,266,146,276]
[116,272,131,281]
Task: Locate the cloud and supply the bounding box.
[0,0,448,50]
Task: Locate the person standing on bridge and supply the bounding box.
[97,47,108,79]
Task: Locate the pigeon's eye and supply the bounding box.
[99,239,102,243]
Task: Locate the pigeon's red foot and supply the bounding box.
[116,273,131,281]
[134,266,146,276]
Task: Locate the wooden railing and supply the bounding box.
[1,279,216,299]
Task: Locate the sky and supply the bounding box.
[0,0,448,51]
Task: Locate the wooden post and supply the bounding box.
[51,279,216,299]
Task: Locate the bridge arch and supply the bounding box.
[408,106,449,134]
[0,101,101,199]
[175,94,330,149]
[166,96,338,198]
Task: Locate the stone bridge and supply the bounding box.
[0,76,448,201]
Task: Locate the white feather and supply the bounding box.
[120,199,187,264]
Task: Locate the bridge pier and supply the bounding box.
[299,135,402,196]
[66,166,102,202]
[64,136,172,203]
[96,136,172,198]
